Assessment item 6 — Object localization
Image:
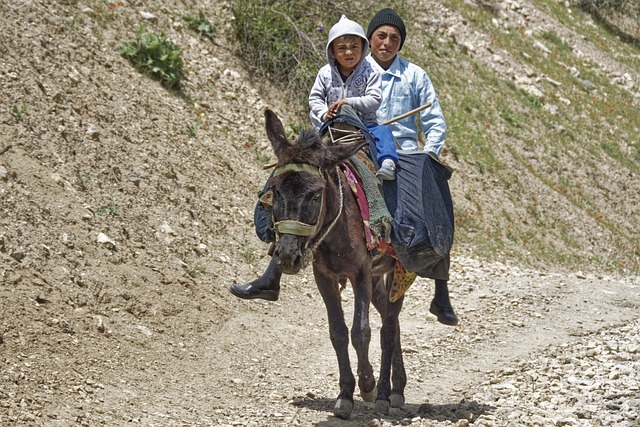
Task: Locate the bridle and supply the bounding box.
[271,163,344,253]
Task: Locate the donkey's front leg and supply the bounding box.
[315,272,356,419]
[351,270,376,403]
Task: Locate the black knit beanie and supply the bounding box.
[366,8,406,50]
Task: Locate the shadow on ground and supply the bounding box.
[291,396,495,426]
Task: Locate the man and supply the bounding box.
[229,8,459,327]
[366,8,458,326]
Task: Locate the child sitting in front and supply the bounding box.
[309,15,398,180]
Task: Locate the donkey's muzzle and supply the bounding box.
[273,237,308,274]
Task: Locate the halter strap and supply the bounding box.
[271,163,343,247]
[272,162,324,238]
[273,220,317,237]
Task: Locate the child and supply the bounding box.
[309,15,398,180]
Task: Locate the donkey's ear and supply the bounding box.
[323,139,369,167]
[264,109,291,151]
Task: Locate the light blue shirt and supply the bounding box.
[367,54,447,156]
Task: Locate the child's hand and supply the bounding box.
[326,99,348,120]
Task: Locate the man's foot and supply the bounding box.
[229,282,279,301]
[229,256,282,301]
[429,300,459,326]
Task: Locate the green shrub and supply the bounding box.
[117,26,184,89]
[231,0,339,108]
[183,11,216,39]
[579,0,639,15]
[578,0,640,43]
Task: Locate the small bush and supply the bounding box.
[578,0,640,43]
[183,11,216,39]
[579,0,639,15]
[231,0,338,108]
[117,26,184,89]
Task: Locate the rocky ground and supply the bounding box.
[3,254,639,426]
[1,0,639,426]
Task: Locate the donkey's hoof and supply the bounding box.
[374,399,390,415]
[333,398,353,419]
[360,385,377,403]
[390,393,405,408]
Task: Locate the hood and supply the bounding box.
[326,15,369,66]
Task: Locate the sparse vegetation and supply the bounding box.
[542,30,573,52]
[243,137,271,165]
[183,11,216,39]
[117,26,184,89]
[76,173,91,191]
[97,203,120,217]
[186,121,199,138]
[233,230,259,266]
[231,0,337,108]
[183,263,206,277]
[577,0,640,46]
[10,102,26,122]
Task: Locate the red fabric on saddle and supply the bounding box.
[341,162,417,302]
[340,163,378,250]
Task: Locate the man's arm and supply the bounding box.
[416,70,447,156]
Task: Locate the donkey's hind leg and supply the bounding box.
[389,295,406,407]
[372,274,406,413]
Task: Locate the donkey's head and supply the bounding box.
[263,109,366,274]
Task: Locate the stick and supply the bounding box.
[381,102,432,125]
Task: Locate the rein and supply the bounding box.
[272,163,344,253]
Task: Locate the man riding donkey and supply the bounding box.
[229,8,458,327]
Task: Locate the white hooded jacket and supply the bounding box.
[309,15,382,128]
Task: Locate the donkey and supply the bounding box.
[263,109,406,419]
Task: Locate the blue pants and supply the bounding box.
[366,123,399,165]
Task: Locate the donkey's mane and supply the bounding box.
[297,128,323,149]
[281,128,325,166]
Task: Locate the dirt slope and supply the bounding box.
[1,0,639,426]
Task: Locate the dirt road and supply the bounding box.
[4,254,638,426]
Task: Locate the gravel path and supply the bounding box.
[192,255,640,427]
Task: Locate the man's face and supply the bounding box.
[369,25,402,69]
[331,36,363,74]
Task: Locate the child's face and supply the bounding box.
[331,36,363,74]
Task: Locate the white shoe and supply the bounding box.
[376,159,396,180]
